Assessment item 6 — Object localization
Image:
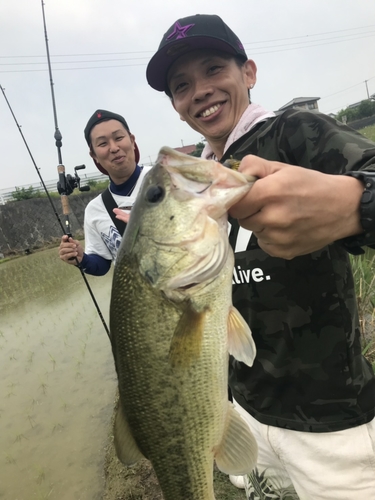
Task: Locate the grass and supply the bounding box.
[350,125,375,370]
[350,248,375,371]
[213,468,247,500]
[359,124,375,142]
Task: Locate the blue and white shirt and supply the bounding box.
[81,165,151,275]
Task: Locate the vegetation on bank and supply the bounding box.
[335,98,375,124]
[350,248,375,371]
[10,178,109,201]
[360,124,375,142]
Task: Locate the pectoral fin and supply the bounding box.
[169,302,206,369]
[214,403,258,475]
[114,399,145,465]
[227,306,256,367]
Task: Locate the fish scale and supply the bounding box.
[112,253,227,499]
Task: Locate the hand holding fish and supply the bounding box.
[229,155,363,259]
[113,207,130,224]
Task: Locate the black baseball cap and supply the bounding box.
[146,14,248,93]
[84,109,140,175]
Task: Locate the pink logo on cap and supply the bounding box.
[167,21,194,40]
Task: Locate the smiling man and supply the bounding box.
[167,50,258,160]
[59,110,150,275]
[147,14,375,500]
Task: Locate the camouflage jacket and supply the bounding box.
[224,109,375,432]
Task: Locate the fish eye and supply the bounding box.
[146,185,165,204]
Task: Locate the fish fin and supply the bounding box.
[214,403,258,475]
[227,306,256,367]
[169,302,206,369]
[114,399,145,465]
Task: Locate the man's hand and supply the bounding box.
[59,235,84,265]
[113,208,130,224]
[229,155,364,259]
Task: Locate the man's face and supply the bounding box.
[90,120,136,184]
[168,49,256,157]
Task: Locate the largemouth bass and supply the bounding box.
[110,146,258,500]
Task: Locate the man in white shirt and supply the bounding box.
[59,109,149,275]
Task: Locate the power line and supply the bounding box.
[1,30,374,68]
[0,63,146,73]
[243,24,375,44]
[1,31,375,74]
[0,50,152,59]
[246,33,375,56]
[0,57,151,66]
[244,30,375,50]
[1,24,374,60]
[320,76,375,100]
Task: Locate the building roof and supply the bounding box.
[174,144,196,155]
[279,97,321,110]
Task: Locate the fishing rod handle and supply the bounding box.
[60,194,70,216]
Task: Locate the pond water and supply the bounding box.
[0,247,117,499]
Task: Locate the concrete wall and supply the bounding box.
[0,191,99,256]
[348,115,375,131]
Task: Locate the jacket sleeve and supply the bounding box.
[278,109,375,174]
[80,252,111,276]
[279,109,375,252]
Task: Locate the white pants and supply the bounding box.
[233,400,375,500]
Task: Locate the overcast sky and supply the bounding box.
[1,0,375,192]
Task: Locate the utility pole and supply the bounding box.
[365,80,370,99]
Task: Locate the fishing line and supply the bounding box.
[43,0,110,340]
[0,84,111,341]
[0,85,66,234]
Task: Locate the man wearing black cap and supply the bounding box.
[147,14,375,500]
[59,110,149,275]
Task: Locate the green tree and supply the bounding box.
[189,141,205,157]
[87,179,98,188]
[358,99,375,119]
[11,186,41,201]
[336,100,375,123]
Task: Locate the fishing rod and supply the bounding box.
[0,1,110,340]
[0,84,110,340]
[39,0,111,340]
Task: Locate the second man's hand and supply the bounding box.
[58,235,84,265]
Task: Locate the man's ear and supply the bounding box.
[89,150,96,160]
[244,59,257,89]
[171,99,186,122]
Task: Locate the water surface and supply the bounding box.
[0,247,117,499]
